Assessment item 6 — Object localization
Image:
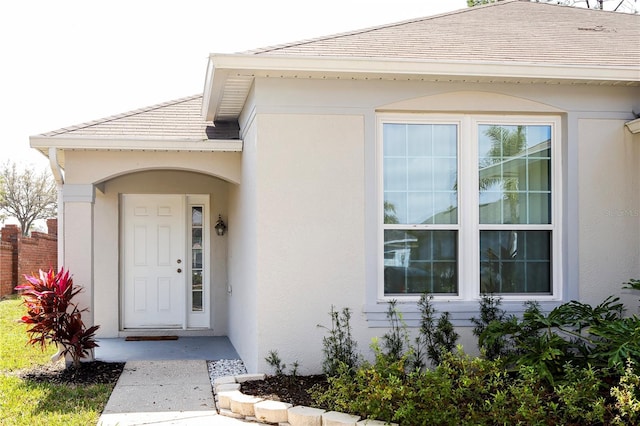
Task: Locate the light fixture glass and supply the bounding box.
[214,215,227,236]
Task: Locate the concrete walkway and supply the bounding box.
[98,360,247,425]
[96,338,246,425]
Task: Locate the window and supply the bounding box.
[190,206,204,312]
[380,115,561,300]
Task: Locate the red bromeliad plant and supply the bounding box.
[15,267,100,368]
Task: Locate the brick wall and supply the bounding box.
[0,220,57,298]
[0,240,14,297]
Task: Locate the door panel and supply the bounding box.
[123,195,185,328]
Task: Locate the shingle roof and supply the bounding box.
[246,0,640,68]
[39,95,239,140]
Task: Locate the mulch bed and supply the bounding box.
[241,374,328,407]
[18,360,125,386]
[17,360,326,409]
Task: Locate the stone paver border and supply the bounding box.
[212,374,398,426]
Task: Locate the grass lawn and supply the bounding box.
[0,295,115,425]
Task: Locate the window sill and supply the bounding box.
[363,299,564,328]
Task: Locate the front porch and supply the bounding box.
[95,336,240,362]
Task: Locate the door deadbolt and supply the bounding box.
[177,259,182,264]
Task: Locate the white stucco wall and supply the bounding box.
[578,120,640,311]
[251,113,367,374]
[227,114,260,371]
[238,77,639,373]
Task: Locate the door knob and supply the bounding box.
[177,268,182,273]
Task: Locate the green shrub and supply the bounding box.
[479,292,639,383]
[315,348,627,425]
[265,350,286,375]
[318,306,359,376]
[314,339,411,423]
[610,360,640,425]
[471,293,511,360]
[380,300,409,363]
[15,268,99,369]
[418,293,458,367]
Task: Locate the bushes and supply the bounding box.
[479,294,640,383]
[15,268,99,368]
[314,282,640,424]
[315,349,626,425]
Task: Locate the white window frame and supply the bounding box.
[186,194,211,328]
[377,113,563,303]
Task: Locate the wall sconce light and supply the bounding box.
[215,215,227,236]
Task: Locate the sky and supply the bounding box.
[0,0,469,170]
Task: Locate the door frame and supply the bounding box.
[120,193,211,330]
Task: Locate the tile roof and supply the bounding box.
[245,0,640,68]
[39,95,238,140]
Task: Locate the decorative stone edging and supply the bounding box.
[212,374,397,426]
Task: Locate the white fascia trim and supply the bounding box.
[209,54,640,82]
[30,136,243,152]
[204,53,640,121]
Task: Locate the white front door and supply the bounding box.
[122,194,185,328]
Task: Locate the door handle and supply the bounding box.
[177,268,182,273]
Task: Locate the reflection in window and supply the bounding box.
[480,230,551,294]
[383,123,458,295]
[384,230,457,295]
[478,125,551,225]
[191,206,204,311]
[478,125,553,294]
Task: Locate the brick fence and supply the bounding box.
[0,219,58,298]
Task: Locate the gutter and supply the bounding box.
[48,147,65,269]
[625,118,640,134]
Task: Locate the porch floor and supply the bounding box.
[94,336,240,362]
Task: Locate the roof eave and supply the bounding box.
[203,53,640,121]
[30,135,243,154]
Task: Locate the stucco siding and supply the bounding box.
[253,113,366,374]
[62,150,241,185]
[578,119,640,310]
[227,117,260,371]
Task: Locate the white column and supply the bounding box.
[62,184,95,329]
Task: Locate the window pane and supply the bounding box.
[528,157,550,191]
[408,192,432,224]
[383,123,457,225]
[192,291,203,312]
[383,124,407,157]
[192,270,202,288]
[479,124,551,225]
[433,192,457,225]
[192,228,202,249]
[407,124,432,156]
[192,250,202,268]
[408,158,433,191]
[480,230,551,294]
[384,230,457,295]
[384,193,406,224]
[433,125,457,157]
[192,207,203,226]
